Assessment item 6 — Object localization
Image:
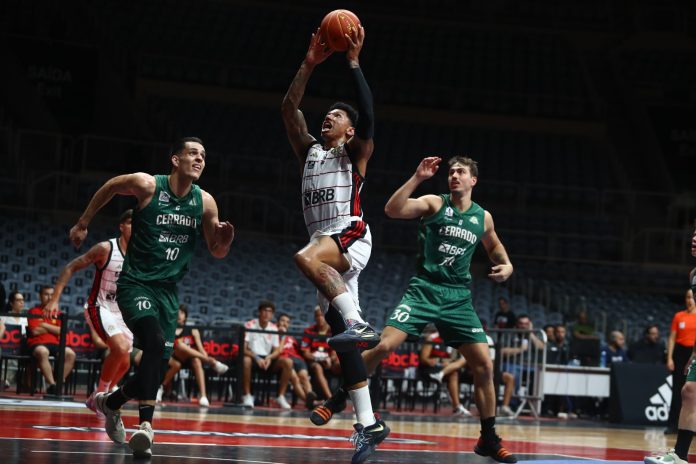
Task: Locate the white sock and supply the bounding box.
[331,293,364,325]
[348,386,376,427]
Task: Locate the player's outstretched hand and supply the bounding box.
[415,157,442,181]
[488,264,513,283]
[345,26,365,64]
[69,223,88,250]
[44,300,60,320]
[305,28,333,66]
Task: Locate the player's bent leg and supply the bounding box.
[362,326,409,374]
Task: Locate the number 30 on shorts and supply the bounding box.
[390,304,412,323]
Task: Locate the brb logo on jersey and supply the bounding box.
[304,188,335,206]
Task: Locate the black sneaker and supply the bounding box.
[328,322,380,352]
[350,418,390,464]
[45,384,57,396]
[474,435,517,463]
[310,388,348,426]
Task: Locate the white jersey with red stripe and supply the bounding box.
[302,142,364,236]
[85,238,124,313]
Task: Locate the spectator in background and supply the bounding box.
[493,297,516,329]
[302,306,341,400]
[242,301,281,408]
[277,312,317,409]
[543,325,555,344]
[546,324,569,365]
[572,310,598,340]
[27,286,75,394]
[158,305,229,407]
[628,324,666,364]
[1,290,29,390]
[2,290,29,335]
[600,331,629,366]
[418,324,470,416]
[664,288,696,435]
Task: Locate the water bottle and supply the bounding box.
[599,350,607,368]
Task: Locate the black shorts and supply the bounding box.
[32,343,60,357]
[289,356,307,372]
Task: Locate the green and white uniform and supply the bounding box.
[117,175,203,358]
[386,194,488,347]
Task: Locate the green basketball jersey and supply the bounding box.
[415,194,485,289]
[120,175,203,285]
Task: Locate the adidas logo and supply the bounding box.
[645,375,672,422]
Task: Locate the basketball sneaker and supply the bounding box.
[213,360,229,375]
[276,395,292,410]
[94,392,126,444]
[428,370,445,384]
[644,450,688,464]
[350,417,390,464]
[474,435,517,463]
[198,396,210,407]
[328,322,380,352]
[310,388,348,426]
[453,404,472,417]
[242,394,255,408]
[129,421,154,458]
[85,391,105,418]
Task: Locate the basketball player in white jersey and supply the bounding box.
[282,26,388,464]
[44,210,134,415]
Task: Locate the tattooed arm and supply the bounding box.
[481,210,513,283]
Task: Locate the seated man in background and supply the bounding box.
[158,305,228,407]
[601,330,629,366]
[302,306,341,401]
[418,324,470,416]
[629,324,666,364]
[277,312,317,409]
[242,301,289,409]
[27,286,75,394]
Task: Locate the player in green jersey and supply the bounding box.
[320,156,517,463]
[68,137,234,458]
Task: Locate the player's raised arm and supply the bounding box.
[281,29,331,162]
[70,173,155,249]
[384,157,443,220]
[201,190,234,259]
[481,210,513,283]
[344,26,374,171]
[44,242,110,319]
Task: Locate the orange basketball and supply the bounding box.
[319,9,361,52]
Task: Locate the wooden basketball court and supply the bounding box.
[0,396,686,463]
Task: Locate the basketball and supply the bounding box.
[320,9,361,52]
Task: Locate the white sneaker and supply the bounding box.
[85,391,104,418]
[499,405,515,417]
[645,450,687,464]
[94,392,126,444]
[429,370,445,384]
[198,396,210,407]
[213,361,229,375]
[129,421,154,458]
[453,404,472,417]
[557,412,569,419]
[276,395,291,410]
[156,385,163,404]
[242,394,254,408]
